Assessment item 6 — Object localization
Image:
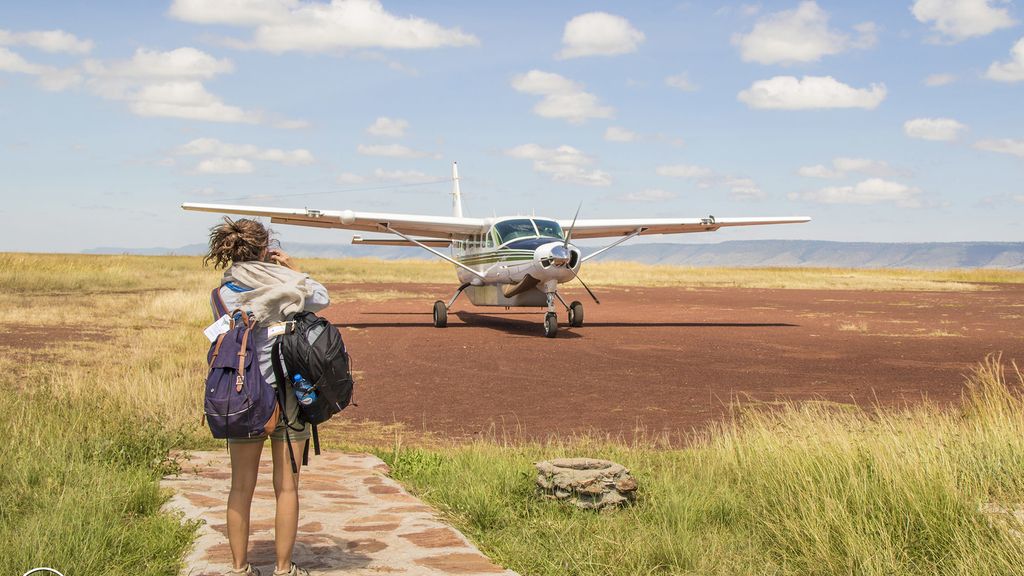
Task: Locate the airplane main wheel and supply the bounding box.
[433,300,448,328]
[568,300,584,327]
[543,312,558,338]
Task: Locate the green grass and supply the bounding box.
[380,358,1024,576]
[0,368,197,575]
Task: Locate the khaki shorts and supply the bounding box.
[227,417,310,444]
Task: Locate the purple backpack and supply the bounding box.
[204,288,280,439]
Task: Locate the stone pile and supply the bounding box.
[534,458,638,510]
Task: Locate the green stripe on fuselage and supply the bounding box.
[456,249,533,266]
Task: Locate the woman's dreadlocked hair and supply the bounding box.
[204,217,270,269]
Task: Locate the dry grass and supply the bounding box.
[838,321,869,332]
[582,261,1024,291]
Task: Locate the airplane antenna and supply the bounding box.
[451,162,464,218]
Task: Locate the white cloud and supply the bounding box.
[356,143,436,158]
[1015,195,1024,204]
[974,138,1024,158]
[911,0,1016,42]
[336,172,367,185]
[0,28,93,54]
[737,75,886,110]
[0,47,81,91]
[84,47,234,81]
[169,0,478,53]
[372,168,437,183]
[366,116,409,138]
[79,47,282,125]
[798,157,898,179]
[665,73,698,92]
[130,81,258,123]
[506,143,611,187]
[620,189,676,202]
[604,126,638,142]
[511,70,613,124]
[733,1,877,65]
[196,157,254,174]
[985,37,1024,82]
[656,164,714,179]
[176,137,315,165]
[724,177,765,200]
[274,118,312,130]
[924,73,957,86]
[657,164,763,200]
[556,12,645,59]
[903,117,967,141]
[791,178,922,207]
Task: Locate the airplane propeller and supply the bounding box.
[563,202,600,305]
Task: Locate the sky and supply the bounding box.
[1,0,1022,253]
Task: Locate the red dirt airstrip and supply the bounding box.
[320,282,1024,444]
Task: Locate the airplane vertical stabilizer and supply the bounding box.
[451,161,464,218]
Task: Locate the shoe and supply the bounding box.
[273,563,309,576]
[225,564,261,576]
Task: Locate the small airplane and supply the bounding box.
[182,163,810,337]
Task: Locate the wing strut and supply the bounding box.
[381,223,486,279]
[581,227,645,263]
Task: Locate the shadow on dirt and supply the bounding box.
[341,311,797,336]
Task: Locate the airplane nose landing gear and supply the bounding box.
[543,290,559,338]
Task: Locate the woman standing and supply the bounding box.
[205,217,330,576]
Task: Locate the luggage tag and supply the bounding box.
[204,314,232,342]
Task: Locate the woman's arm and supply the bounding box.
[268,248,330,312]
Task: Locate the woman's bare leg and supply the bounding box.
[227,440,265,570]
[271,438,305,572]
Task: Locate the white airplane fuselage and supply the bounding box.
[452,217,581,307]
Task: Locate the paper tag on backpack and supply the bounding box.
[204,314,232,342]
[267,323,287,339]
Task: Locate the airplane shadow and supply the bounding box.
[341,311,798,335]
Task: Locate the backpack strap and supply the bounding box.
[235,324,252,393]
[210,286,230,318]
[271,340,301,474]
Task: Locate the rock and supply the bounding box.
[534,458,637,510]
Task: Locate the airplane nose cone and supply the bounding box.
[550,245,569,263]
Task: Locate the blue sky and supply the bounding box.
[1,0,1022,252]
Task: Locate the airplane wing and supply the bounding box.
[181,203,487,239]
[557,216,811,239]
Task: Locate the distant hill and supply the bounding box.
[83,240,1024,269]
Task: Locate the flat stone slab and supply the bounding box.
[162,450,517,576]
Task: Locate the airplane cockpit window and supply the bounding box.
[494,219,537,243]
[533,219,563,239]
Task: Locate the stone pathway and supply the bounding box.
[162,450,518,576]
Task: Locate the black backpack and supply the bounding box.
[270,311,355,471]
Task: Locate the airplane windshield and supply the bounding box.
[533,219,563,239]
[494,219,537,243]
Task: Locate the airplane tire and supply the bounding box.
[433,300,447,328]
[544,312,558,338]
[568,300,584,327]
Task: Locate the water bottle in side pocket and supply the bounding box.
[293,373,317,406]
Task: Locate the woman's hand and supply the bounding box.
[268,249,298,271]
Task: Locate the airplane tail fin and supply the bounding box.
[451,161,464,218]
